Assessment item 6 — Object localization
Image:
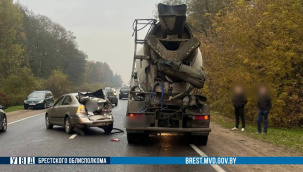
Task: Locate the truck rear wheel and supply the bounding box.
[190,135,208,146]
[127,132,149,144]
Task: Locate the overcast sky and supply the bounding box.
[15,0,161,83]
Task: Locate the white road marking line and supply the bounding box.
[189,144,226,172]
[8,113,45,125]
[69,134,77,139]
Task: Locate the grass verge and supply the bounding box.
[212,112,303,153]
[5,105,24,113]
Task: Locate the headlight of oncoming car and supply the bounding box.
[24,100,27,103]
[37,100,44,103]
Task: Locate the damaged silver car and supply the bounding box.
[45,89,114,134]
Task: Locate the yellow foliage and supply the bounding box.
[192,0,303,127]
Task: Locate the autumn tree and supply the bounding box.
[0,0,39,106]
[20,7,87,84]
[205,0,303,126]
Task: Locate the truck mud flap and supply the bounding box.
[126,127,211,133]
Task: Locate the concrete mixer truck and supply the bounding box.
[125,3,211,145]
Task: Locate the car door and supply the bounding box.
[50,95,65,125]
[59,95,73,123]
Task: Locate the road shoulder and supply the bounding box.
[203,122,303,172]
[6,109,46,123]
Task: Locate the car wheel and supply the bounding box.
[64,116,73,134]
[127,132,149,144]
[24,105,28,110]
[103,124,113,134]
[0,115,7,132]
[119,96,121,100]
[115,102,118,106]
[45,114,53,129]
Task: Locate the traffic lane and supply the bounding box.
[6,109,46,123]
[0,114,71,156]
[0,99,219,172]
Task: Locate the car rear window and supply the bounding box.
[62,96,72,105]
[28,92,45,98]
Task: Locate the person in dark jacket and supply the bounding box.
[257,85,272,134]
[231,85,248,131]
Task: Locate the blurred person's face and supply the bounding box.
[234,86,243,94]
[259,87,267,95]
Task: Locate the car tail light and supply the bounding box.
[193,115,210,120]
[128,113,143,119]
[77,105,86,114]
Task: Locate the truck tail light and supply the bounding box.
[77,105,86,114]
[193,115,210,120]
[128,113,143,119]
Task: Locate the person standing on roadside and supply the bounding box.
[257,85,272,134]
[231,85,247,131]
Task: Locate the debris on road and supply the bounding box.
[110,138,120,142]
[74,127,85,136]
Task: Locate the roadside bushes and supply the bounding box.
[0,68,40,106]
[44,70,71,98]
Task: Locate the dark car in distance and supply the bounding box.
[24,91,54,109]
[119,87,129,99]
[0,105,7,132]
[104,91,118,106]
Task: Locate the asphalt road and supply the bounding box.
[0,99,226,172]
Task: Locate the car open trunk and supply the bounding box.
[78,89,112,118]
